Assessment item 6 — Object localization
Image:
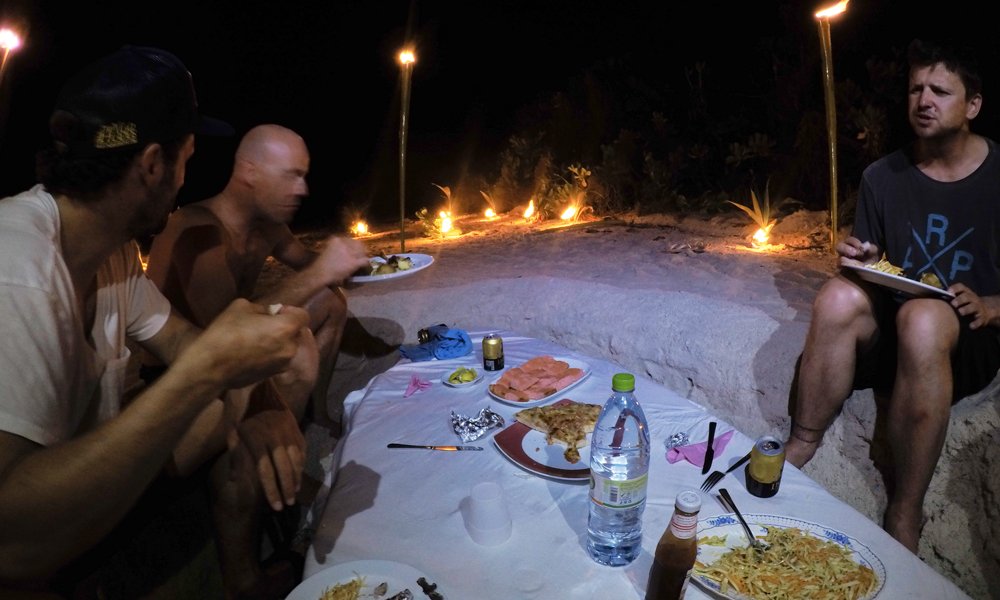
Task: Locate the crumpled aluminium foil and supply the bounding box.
[451,407,505,442]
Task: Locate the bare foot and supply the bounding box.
[784,422,826,468]
[883,504,921,554]
[784,438,814,468]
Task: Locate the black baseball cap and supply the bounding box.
[49,45,233,157]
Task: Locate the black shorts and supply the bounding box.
[49,463,216,598]
[853,294,1000,402]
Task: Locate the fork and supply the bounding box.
[700,450,752,492]
[718,488,769,552]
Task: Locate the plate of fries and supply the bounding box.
[844,262,954,299]
[691,514,885,600]
[287,559,435,600]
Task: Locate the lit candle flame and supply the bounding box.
[752,228,770,246]
[523,199,535,219]
[484,207,496,218]
[398,49,415,65]
[351,221,369,236]
[0,29,21,51]
[439,210,452,233]
[815,0,848,18]
[560,205,578,221]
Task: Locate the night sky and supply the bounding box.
[0,1,997,229]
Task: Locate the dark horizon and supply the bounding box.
[1,1,998,231]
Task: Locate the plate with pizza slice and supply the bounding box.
[487,355,591,407]
[493,399,601,482]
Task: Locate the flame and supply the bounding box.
[560,205,578,221]
[484,207,496,218]
[752,228,770,245]
[350,220,368,236]
[398,49,416,65]
[815,0,848,18]
[439,210,452,233]
[0,29,21,51]
[523,199,535,219]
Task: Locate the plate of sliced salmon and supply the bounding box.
[487,355,591,407]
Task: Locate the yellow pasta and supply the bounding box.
[864,258,903,276]
[320,576,364,600]
[693,527,878,600]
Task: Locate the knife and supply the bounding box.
[702,421,718,475]
[387,443,483,451]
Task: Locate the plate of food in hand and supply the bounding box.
[691,514,885,600]
[487,355,591,407]
[844,260,954,299]
[441,365,484,387]
[286,559,444,600]
[493,398,601,481]
[348,253,434,283]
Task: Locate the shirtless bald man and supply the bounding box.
[145,124,369,424]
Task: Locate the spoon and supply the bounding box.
[718,488,769,552]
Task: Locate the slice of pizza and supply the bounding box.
[514,401,602,464]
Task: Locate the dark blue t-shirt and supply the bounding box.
[853,138,1000,296]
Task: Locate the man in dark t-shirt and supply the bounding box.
[784,38,1000,554]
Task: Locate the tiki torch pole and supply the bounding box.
[0,28,22,144]
[815,1,849,253]
[0,28,21,89]
[398,49,415,253]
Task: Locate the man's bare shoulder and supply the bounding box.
[167,201,224,230]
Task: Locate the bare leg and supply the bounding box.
[272,328,318,422]
[302,287,348,427]
[786,275,879,468]
[883,299,958,553]
[209,438,262,600]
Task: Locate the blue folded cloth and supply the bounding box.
[399,325,472,361]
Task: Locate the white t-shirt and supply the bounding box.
[0,185,171,446]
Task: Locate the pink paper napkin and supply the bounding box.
[404,375,433,398]
[666,429,734,467]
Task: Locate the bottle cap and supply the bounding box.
[675,490,702,513]
[611,372,635,392]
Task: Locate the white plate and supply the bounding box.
[487,356,591,407]
[348,253,434,283]
[441,365,484,387]
[844,264,954,299]
[286,559,435,600]
[492,399,592,481]
[691,514,885,600]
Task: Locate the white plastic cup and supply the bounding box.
[466,481,512,546]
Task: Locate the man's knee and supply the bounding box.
[305,287,346,333]
[811,276,875,327]
[895,299,959,355]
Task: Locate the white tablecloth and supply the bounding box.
[302,331,968,599]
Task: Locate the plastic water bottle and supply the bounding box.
[587,372,651,566]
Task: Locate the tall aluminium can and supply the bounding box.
[745,435,785,498]
[482,334,504,371]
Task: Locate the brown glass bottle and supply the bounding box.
[645,490,702,600]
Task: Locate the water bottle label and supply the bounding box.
[589,472,648,508]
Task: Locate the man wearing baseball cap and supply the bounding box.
[0,46,309,598]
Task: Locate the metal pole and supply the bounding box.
[399,62,413,253]
[0,47,11,88]
[818,18,838,253]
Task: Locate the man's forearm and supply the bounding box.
[254,260,331,308]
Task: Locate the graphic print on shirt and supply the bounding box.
[901,213,974,288]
